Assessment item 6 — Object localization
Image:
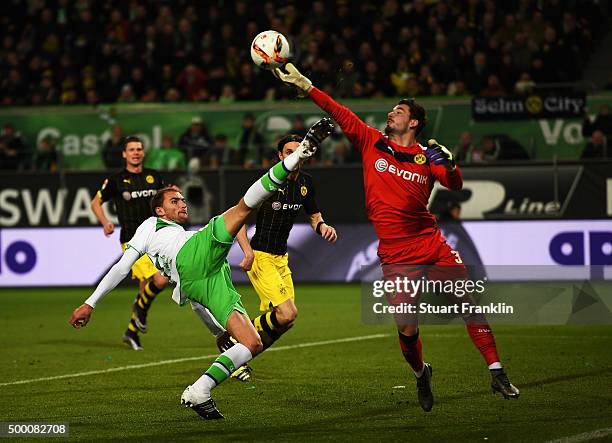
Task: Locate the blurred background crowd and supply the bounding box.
[0,0,611,171]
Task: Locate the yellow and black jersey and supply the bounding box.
[98,168,165,243]
[251,171,319,255]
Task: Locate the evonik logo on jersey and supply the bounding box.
[374,158,427,184]
[122,189,157,201]
[272,202,302,211]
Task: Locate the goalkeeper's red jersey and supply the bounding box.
[309,87,463,260]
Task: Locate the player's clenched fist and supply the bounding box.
[320,224,338,243]
[426,139,455,169]
[69,304,93,328]
[103,222,115,237]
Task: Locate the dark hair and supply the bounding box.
[397,99,427,135]
[150,186,179,215]
[277,134,303,152]
[121,135,143,151]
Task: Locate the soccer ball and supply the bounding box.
[250,30,290,70]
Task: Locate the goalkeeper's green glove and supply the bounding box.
[273,63,312,93]
[426,139,455,169]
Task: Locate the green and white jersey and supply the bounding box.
[127,216,196,303]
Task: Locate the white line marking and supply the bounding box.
[2,331,610,388]
[546,427,612,443]
[0,333,390,387]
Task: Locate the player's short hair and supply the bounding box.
[121,135,143,151]
[277,134,302,152]
[150,186,178,215]
[397,99,427,136]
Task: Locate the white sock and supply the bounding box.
[488,362,502,370]
[282,149,301,171]
[243,153,300,208]
[191,343,253,401]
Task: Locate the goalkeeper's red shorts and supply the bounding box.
[379,228,468,306]
[378,228,466,268]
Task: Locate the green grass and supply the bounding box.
[1,285,611,442]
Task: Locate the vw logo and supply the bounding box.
[374,158,388,172]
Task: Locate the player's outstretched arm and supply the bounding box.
[69,248,141,328]
[274,63,371,150]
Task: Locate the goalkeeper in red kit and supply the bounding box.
[273,63,519,412]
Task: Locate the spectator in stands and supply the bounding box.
[0,123,27,170]
[178,116,213,159]
[176,63,207,102]
[238,112,265,168]
[290,115,308,139]
[326,140,354,165]
[145,135,186,172]
[218,84,236,104]
[515,72,536,95]
[480,74,506,97]
[447,80,467,96]
[32,135,58,172]
[207,134,236,168]
[465,52,490,95]
[437,201,462,222]
[164,87,181,102]
[582,104,612,139]
[454,132,475,164]
[581,130,608,159]
[117,84,136,103]
[466,136,500,164]
[102,123,125,170]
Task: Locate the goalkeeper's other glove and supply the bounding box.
[273,63,312,93]
[426,139,455,169]
[297,117,335,160]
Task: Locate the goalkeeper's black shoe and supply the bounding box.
[122,330,143,351]
[491,369,520,399]
[416,363,434,412]
[132,303,148,334]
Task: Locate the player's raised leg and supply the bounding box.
[223,116,334,237]
[180,118,334,419]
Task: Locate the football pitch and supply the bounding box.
[1,285,611,442]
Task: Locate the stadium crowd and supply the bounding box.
[0,0,610,170]
[0,0,606,105]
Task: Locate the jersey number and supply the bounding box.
[451,250,463,264]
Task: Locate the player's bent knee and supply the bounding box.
[276,305,298,325]
[153,272,169,288]
[275,298,298,322]
[398,324,418,336]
